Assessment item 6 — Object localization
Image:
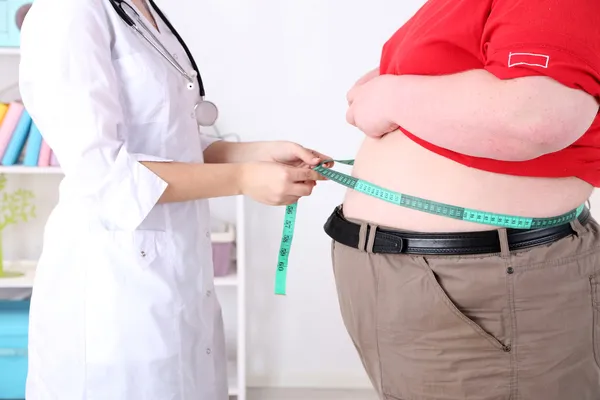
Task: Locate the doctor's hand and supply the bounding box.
[346,74,399,138]
[239,162,325,206]
[261,141,334,169]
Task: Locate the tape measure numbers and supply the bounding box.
[274,159,585,295]
[275,202,297,295]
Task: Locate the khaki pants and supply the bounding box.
[331,215,600,400]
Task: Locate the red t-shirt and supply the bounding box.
[379,0,600,186]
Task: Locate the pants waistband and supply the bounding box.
[323,206,591,255]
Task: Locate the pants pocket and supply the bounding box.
[420,257,508,351]
[376,254,511,400]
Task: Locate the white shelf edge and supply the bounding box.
[235,195,246,400]
[0,166,63,174]
[228,359,238,396]
[0,260,36,289]
[0,260,238,289]
[215,273,238,287]
[0,47,20,56]
[211,223,235,243]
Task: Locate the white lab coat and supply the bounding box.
[18,0,228,398]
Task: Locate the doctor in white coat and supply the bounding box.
[17,0,329,398]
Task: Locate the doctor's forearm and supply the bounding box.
[203,141,268,163]
[383,70,595,161]
[141,161,243,203]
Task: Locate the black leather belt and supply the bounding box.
[324,206,591,255]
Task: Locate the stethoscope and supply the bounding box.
[109,0,219,127]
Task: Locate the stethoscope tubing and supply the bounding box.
[109,0,218,126]
[112,0,196,88]
[130,15,197,89]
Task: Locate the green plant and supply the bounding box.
[0,174,36,278]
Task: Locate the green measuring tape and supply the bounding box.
[274,159,585,295]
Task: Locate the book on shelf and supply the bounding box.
[0,102,22,158]
[2,106,31,165]
[0,101,60,168]
[23,120,42,166]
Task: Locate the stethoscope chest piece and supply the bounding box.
[195,100,219,127]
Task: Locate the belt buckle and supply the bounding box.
[373,229,405,254]
[390,237,405,254]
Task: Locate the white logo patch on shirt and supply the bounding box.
[508,52,550,68]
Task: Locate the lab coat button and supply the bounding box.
[206,290,212,297]
[190,112,195,119]
[206,231,210,238]
[173,53,178,60]
[206,348,211,355]
[140,250,146,257]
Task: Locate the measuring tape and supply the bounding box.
[274,159,585,295]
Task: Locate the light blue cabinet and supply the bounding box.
[0,0,33,48]
[0,300,29,400]
[0,2,8,38]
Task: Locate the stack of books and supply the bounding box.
[0,101,59,167]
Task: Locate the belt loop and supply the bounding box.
[570,218,586,237]
[366,223,378,254]
[358,222,368,252]
[498,228,510,259]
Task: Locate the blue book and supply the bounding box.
[1,108,32,166]
[23,121,43,166]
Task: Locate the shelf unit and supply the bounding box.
[0,166,62,174]
[0,48,20,56]
[0,46,247,399]
[1,258,240,290]
[0,170,247,399]
[1,201,246,399]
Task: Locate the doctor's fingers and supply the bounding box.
[287,145,324,167]
[286,181,317,198]
[287,167,325,182]
[308,149,334,168]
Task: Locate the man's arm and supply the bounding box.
[381,69,599,161]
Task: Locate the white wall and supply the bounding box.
[150,0,425,388]
[3,0,599,391]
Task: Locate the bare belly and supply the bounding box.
[342,131,594,232]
